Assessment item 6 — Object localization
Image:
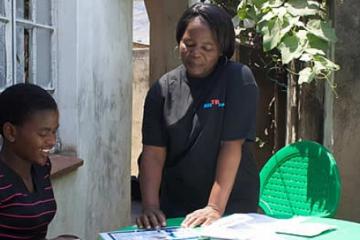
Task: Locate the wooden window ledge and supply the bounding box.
[50,154,84,179]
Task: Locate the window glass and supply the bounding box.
[1,0,54,88]
[0,0,5,16]
[36,0,51,25]
[16,25,26,83]
[0,23,6,86]
[35,28,51,88]
[16,0,31,20]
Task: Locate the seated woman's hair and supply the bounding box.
[0,83,58,135]
[176,3,235,59]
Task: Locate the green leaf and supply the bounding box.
[306,20,337,42]
[295,21,305,28]
[260,12,299,52]
[280,14,300,37]
[299,67,316,84]
[232,15,240,27]
[296,29,308,41]
[261,0,284,9]
[238,8,248,20]
[275,6,287,19]
[247,5,259,22]
[313,59,327,73]
[253,0,268,8]
[237,0,250,10]
[285,0,321,16]
[307,33,329,53]
[261,17,283,51]
[237,0,252,20]
[297,30,308,47]
[299,53,313,62]
[259,9,276,23]
[314,55,340,71]
[312,55,340,80]
[304,48,326,55]
[243,18,256,28]
[277,33,304,64]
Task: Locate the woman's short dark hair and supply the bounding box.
[176,3,235,59]
[0,83,58,135]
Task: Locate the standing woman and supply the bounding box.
[137,3,259,228]
[0,84,78,240]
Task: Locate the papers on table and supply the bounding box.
[201,214,285,240]
[99,226,201,240]
[99,214,336,240]
[201,213,336,239]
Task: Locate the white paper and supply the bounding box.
[201,226,284,240]
[275,222,336,237]
[200,213,336,239]
[201,214,286,240]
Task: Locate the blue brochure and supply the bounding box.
[99,226,202,240]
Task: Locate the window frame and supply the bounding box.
[0,2,12,88]
[0,0,57,92]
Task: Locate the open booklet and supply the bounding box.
[99,213,336,240]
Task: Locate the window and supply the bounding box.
[0,0,55,91]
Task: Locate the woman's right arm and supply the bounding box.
[136,145,167,229]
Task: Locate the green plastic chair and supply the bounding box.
[259,140,341,218]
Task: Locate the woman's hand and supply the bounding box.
[181,205,221,228]
[136,207,167,229]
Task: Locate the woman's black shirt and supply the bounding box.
[142,61,259,217]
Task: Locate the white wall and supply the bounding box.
[48,0,132,239]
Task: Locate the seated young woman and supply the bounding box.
[0,83,78,240]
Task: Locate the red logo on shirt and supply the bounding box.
[203,99,225,109]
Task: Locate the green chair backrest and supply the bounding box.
[259,140,341,218]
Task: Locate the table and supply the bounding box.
[99,216,360,240]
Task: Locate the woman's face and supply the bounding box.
[179,17,221,78]
[11,109,59,166]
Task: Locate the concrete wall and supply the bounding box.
[48,0,132,239]
[331,0,360,222]
[131,48,149,176]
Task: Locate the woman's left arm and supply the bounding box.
[182,139,244,227]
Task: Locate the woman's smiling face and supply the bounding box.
[12,109,59,166]
[179,17,222,78]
